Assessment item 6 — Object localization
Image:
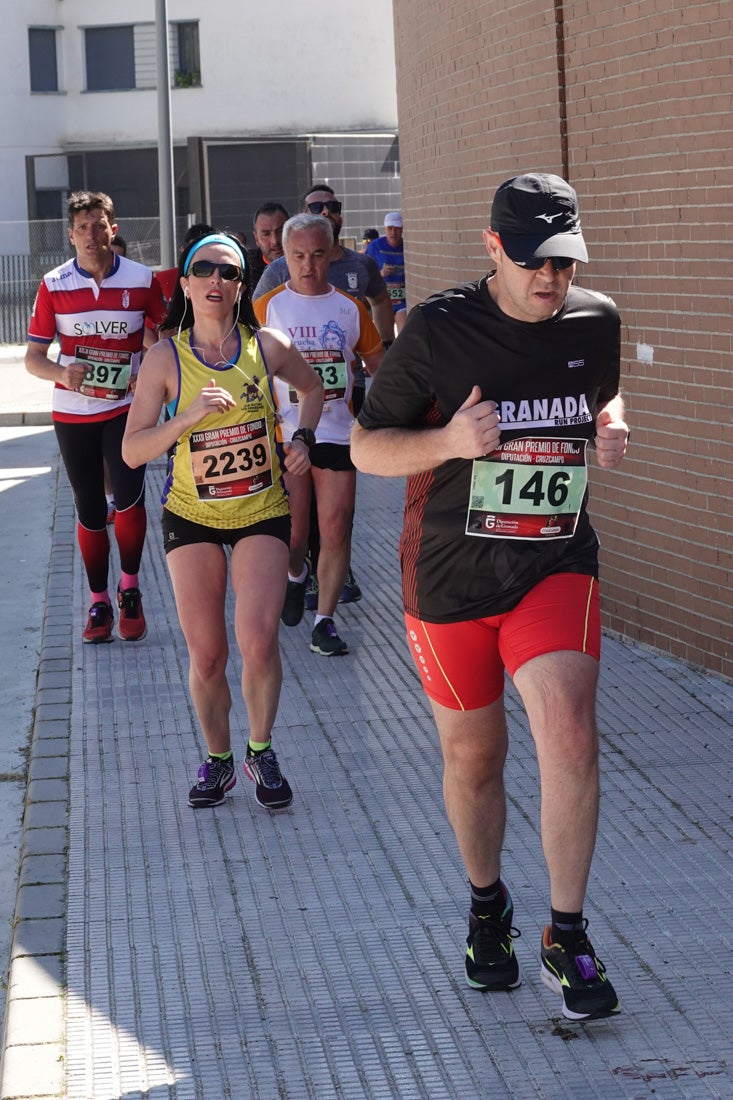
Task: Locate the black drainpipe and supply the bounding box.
[554,0,570,180]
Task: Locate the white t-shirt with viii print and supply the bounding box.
[254,282,381,446]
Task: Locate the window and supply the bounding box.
[29,27,58,93]
[85,26,135,91]
[81,21,200,93]
[174,22,200,87]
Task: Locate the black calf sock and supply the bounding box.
[469,877,504,919]
[550,908,584,946]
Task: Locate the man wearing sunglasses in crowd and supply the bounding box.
[351,174,629,1023]
[253,184,395,608]
[253,185,394,350]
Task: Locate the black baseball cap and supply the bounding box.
[490,173,588,265]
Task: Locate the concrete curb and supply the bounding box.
[0,413,53,428]
[0,468,70,1099]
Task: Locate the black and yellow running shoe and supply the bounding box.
[540,921,620,1020]
[465,886,522,991]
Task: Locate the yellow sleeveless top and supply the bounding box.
[162,325,289,528]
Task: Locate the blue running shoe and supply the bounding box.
[304,574,319,612]
[339,566,362,604]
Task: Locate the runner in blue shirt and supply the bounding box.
[365,211,406,333]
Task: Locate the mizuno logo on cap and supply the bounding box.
[535,212,563,224]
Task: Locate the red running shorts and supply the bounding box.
[404,572,600,711]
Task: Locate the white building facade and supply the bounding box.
[4,0,399,251]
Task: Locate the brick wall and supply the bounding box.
[393,0,732,678]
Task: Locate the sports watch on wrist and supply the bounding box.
[291,427,316,450]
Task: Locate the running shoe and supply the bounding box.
[304,574,319,612]
[281,573,308,627]
[188,756,237,808]
[243,747,293,809]
[117,585,147,641]
[310,617,348,656]
[540,922,620,1020]
[339,566,362,604]
[82,601,114,644]
[465,886,522,991]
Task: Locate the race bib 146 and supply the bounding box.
[466,437,588,540]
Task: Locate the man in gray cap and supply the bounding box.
[351,172,629,1022]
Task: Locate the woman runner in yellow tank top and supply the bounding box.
[123,230,323,811]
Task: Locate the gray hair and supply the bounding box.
[282,213,334,252]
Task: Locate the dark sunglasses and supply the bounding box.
[306,200,342,215]
[188,260,242,281]
[511,255,576,271]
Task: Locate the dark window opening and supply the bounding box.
[175,22,200,87]
[29,28,58,93]
[85,25,135,91]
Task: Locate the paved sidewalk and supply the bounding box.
[1,362,733,1098]
[0,346,53,427]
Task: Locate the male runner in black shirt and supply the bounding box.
[352,173,629,1021]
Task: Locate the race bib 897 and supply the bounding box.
[75,345,132,401]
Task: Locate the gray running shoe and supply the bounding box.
[188,756,236,808]
[243,748,293,809]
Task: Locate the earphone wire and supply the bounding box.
[173,296,276,415]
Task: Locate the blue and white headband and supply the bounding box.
[183,233,247,276]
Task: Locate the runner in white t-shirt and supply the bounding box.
[254,215,383,656]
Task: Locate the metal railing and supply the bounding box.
[0,254,37,344]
